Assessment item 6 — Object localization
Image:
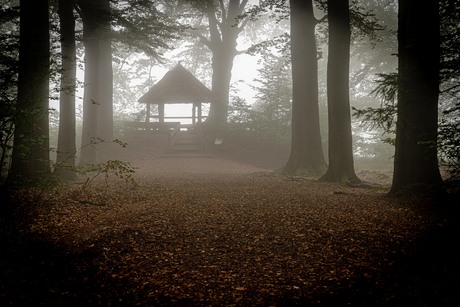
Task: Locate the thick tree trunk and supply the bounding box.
[320,0,360,183]
[97,0,114,162]
[79,5,100,166]
[208,46,235,130]
[205,0,242,130]
[78,0,113,166]
[389,0,443,195]
[9,0,50,184]
[56,0,77,180]
[283,0,327,176]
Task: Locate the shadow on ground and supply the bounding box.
[1,198,459,306]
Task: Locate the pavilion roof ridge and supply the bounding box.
[138,63,216,104]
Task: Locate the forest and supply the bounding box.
[1,0,459,305]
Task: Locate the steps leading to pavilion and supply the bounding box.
[166,130,210,157]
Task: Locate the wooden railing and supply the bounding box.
[194,122,207,152]
[123,121,181,132]
[168,123,181,152]
[121,121,208,153]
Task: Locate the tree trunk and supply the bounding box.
[205,0,243,130]
[96,0,114,162]
[320,0,360,183]
[9,0,50,185]
[389,0,443,195]
[209,45,235,130]
[283,0,327,176]
[78,0,113,166]
[79,4,100,166]
[56,0,77,180]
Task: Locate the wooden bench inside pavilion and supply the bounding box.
[124,63,216,155]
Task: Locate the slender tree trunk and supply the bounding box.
[283,0,327,176]
[56,0,77,180]
[320,0,360,183]
[389,0,443,195]
[9,0,50,184]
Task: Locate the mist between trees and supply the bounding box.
[0,0,458,195]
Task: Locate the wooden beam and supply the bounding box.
[192,103,196,125]
[197,103,202,123]
[159,103,164,123]
[146,103,151,122]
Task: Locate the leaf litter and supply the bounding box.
[2,159,459,305]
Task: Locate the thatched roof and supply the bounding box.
[138,63,215,104]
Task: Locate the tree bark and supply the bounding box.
[209,43,235,129]
[204,0,245,130]
[389,0,443,195]
[79,1,100,166]
[56,0,77,180]
[320,0,360,183]
[96,0,114,162]
[283,0,327,176]
[78,0,113,166]
[9,0,50,184]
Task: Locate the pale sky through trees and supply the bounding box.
[54,44,262,121]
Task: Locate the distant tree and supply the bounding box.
[110,1,184,122]
[251,53,292,143]
[186,0,253,129]
[389,0,444,195]
[227,51,292,145]
[320,0,360,183]
[9,0,50,184]
[283,0,327,176]
[56,0,77,180]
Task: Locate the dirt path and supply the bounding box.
[132,156,270,177]
[1,156,458,305]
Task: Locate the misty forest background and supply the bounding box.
[1,0,460,305]
[0,0,459,194]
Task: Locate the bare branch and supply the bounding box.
[207,10,222,45]
[235,48,249,55]
[441,84,460,95]
[218,0,226,25]
[236,15,250,34]
[315,15,327,24]
[239,0,249,12]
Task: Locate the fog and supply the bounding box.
[43,0,402,182]
[3,2,458,305]
[98,1,395,177]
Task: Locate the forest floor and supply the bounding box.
[1,154,460,306]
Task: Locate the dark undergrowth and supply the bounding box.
[1,186,460,306]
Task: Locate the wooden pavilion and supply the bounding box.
[125,63,215,154]
[138,63,215,127]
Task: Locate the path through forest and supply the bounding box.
[1,156,458,305]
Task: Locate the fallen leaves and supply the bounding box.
[5,167,455,305]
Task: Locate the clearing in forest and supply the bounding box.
[1,157,458,305]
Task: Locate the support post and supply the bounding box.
[146,103,150,122]
[159,103,164,123]
[192,103,196,125]
[197,102,202,123]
